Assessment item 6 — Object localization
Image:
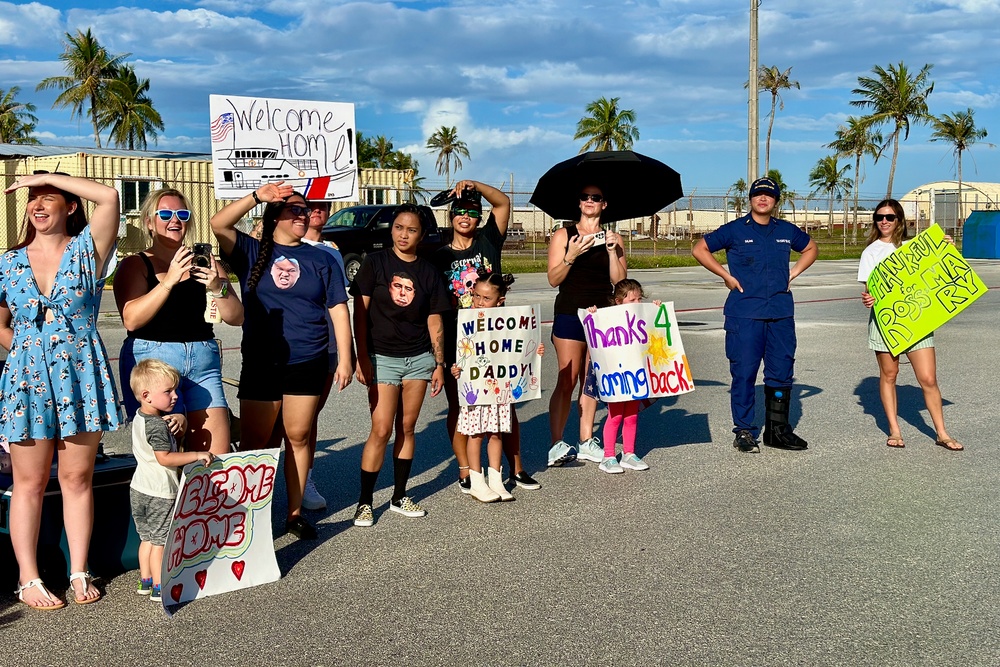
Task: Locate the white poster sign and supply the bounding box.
[161,449,281,610]
[456,304,542,406]
[209,95,358,201]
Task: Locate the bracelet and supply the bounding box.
[436,362,447,368]
[251,190,262,205]
[562,258,574,266]
[208,282,229,299]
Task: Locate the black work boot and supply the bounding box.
[733,429,760,453]
[762,386,808,450]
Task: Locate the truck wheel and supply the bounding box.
[343,254,363,283]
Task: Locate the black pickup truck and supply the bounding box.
[320,204,444,282]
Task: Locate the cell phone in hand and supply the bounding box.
[593,230,606,245]
[192,243,213,269]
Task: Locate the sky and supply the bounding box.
[2,0,999,206]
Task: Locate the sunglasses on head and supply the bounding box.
[579,193,604,202]
[156,209,192,222]
[32,170,71,176]
[284,204,310,217]
[873,213,897,222]
[452,208,481,219]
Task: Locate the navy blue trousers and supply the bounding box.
[724,316,796,436]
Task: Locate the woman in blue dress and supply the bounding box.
[1,172,124,609]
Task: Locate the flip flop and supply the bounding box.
[15,578,66,611]
[935,438,964,451]
[886,435,905,448]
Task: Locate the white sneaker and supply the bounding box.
[302,470,326,510]
[598,456,624,474]
[547,440,577,467]
[619,453,650,471]
[577,437,604,463]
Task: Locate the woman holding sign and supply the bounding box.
[546,185,627,468]
[858,199,963,451]
[115,188,243,455]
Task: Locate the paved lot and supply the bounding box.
[2,260,999,667]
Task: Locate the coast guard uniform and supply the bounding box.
[703,212,812,441]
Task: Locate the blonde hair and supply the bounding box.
[130,358,180,400]
[139,187,192,240]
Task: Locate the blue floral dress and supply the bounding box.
[0,227,124,442]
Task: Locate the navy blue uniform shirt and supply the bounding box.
[703,214,811,319]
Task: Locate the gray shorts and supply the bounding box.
[370,352,436,386]
[130,488,176,546]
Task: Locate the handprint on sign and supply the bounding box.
[462,382,477,405]
[497,382,512,405]
[511,375,529,400]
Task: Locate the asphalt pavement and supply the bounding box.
[2,260,999,667]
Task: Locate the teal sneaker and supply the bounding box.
[577,437,604,463]
[150,584,162,602]
[598,456,624,474]
[136,577,153,596]
[547,440,577,467]
[620,453,650,471]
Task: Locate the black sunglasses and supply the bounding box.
[32,170,70,176]
[873,213,897,222]
[580,193,604,202]
[284,204,310,217]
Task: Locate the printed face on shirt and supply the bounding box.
[270,256,301,289]
[389,272,415,306]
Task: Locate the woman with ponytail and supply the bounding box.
[210,181,354,539]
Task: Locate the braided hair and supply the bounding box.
[475,271,516,297]
[246,192,306,292]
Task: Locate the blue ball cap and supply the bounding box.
[749,177,780,200]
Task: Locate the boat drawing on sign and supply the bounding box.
[218,148,321,190]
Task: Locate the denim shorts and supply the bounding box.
[120,338,227,419]
[370,352,436,386]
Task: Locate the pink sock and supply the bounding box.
[603,403,625,457]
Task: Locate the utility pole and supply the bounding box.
[748,0,760,185]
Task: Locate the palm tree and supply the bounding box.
[827,116,883,240]
[36,28,130,148]
[746,66,800,174]
[851,61,934,198]
[355,131,379,169]
[0,87,40,145]
[98,64,164,150]
[808,156,853,236]
[930,108,989,223]
[573,96,639,152]
[426,125,469,188]
[372,135,395,168]
[727,178,748,217]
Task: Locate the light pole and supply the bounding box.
[748,0,760,185]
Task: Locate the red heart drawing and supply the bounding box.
[231,561,245,581]
[194,570,207,589]
[170,584,183,603]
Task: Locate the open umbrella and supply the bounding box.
[529,150,683,223]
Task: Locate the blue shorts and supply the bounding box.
[552,313,586,342]
[370,352,435,386]
[120,338,227,419]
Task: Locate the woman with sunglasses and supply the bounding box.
[858,199,963,451]
[115,188,243,455]
[211,182,354,539]
[432,180,538,493]
[1,171,124,608]
[546,185,627,467]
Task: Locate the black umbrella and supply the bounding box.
[529,150,683,223]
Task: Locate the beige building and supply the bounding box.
[0,144,413,253]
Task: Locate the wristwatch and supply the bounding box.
[208,282,229,299]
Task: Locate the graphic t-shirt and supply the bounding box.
[130,411,179,499]
[350,249,451,357]
[432,213,505,309]
[226,231,349,364]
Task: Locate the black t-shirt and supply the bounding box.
[350,249,451,357]
[553,223,614,314]
[432,212,505,310]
